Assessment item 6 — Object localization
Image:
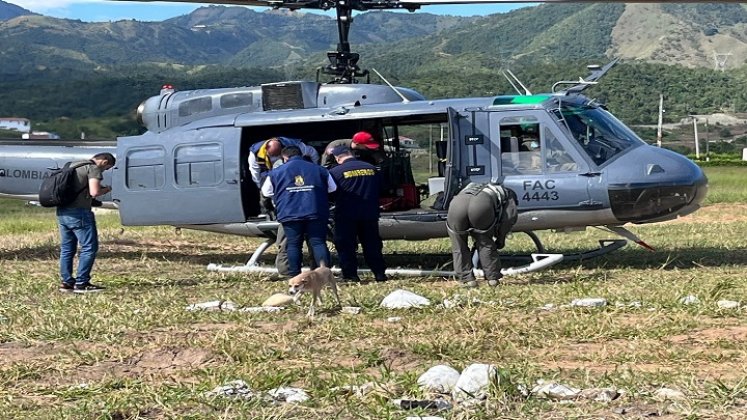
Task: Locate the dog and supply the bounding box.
[287,261,341,317]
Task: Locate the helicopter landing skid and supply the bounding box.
[501,232,629,264]
[206,238,564,277]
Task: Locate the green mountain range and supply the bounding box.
[1,1,747,137]
[2,2,747,74]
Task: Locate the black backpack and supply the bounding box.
[38,161,94,208]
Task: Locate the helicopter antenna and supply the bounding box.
[371,68,410,103]
[321,1,370,84]
[501,70,523,95]
[505,69,532,95]
[555,58,620,94]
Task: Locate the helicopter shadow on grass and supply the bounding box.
[377,246,747,272]
[3,243,744,275]
[0,242,251,266]
[506,247,747,271]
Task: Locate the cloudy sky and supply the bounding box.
[9,0,527,22]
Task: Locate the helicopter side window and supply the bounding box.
[125,147,166,190]
[220,93,253,109]
[499,116,542,176]
[544,128,578,173]
[173,143,224,188]
[178,97,213,118]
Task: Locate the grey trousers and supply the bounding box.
[446,189,502,282]
[447,227,501,282]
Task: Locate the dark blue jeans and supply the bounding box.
[281,219,330,276]
[57,207,99,286]
[333,218,386,279]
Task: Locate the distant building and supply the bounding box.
[22,131,61,140]
[385,136,420,149]
[0,117,31,133]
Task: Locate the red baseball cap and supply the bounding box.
[352,131,378,150]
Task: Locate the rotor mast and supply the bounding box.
[323,0,368,83]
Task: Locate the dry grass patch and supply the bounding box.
[1,202,747,418]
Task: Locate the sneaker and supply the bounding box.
[59,283,75,293]
[73,283,105,293]
[460,280,479,288]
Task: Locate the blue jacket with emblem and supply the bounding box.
[269,156,331,222]
[329,158,381,220]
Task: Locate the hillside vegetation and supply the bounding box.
[2,2,747,141]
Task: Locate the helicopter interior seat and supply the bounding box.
[500,136,523,175]
[378,149,419,212]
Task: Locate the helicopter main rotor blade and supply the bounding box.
[107,0,325,9]
[399,0,741,4]
[109,0,747,9]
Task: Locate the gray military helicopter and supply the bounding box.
[0,0,709,276]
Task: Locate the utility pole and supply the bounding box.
[690,115,700,159]
[428,124,433,175]
[656,93,664,147]
[705,118,709,161]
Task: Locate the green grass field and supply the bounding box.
[1,167,746,418]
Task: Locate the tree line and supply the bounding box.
[1,60,746,141]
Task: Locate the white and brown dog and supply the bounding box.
[287,261,341,317]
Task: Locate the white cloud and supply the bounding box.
[11,0,97,12]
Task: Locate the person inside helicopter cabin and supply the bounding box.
[321,131,385,168]
[249,136,320,187]
[446,182,518,288]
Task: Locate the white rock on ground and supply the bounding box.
[266,386,310,403]
[380,289,431,309]
[452,363,497,401]
[417,365,461,394]
[654,387,685,401]
[717,300,740,309]
[341,306,362,314]
[239,306,284,313]
[205,380,254,399]
[387,316,402,323]
[531,381,581,400]
[679,295,699,305]
[262,293,295,307]
[186,300,238,312]
[571,298,607,308]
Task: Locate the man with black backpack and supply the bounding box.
[56,153,116,293]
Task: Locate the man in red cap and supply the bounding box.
[321,131,385,168]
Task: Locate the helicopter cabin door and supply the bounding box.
[492,111,597,217]
[113,127,245,226]
[444,107,498,204]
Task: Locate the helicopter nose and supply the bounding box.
[606,145,708,223]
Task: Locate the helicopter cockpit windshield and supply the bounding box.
[554,103,645,166]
